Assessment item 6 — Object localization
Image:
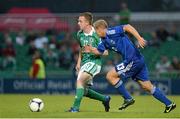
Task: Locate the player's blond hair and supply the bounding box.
[93,19,108,29]
[79,12,93,25]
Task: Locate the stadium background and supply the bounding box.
[0,0,180,118]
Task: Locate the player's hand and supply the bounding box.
[75,63,80,73]
[83,45,92,53]
[138,37,147,48]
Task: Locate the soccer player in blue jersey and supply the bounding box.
[84,19,176,113]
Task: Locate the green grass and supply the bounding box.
[0,94,179,118]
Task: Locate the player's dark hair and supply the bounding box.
[93,19,108,29]
[79,12,93,25]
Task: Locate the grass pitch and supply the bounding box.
[0,94,179,118]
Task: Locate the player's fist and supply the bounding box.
[83,45,92,53]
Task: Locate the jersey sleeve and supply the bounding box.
[97,40,106,54]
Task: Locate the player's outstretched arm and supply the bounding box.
[123,24,146,48]
[83,45,108,56]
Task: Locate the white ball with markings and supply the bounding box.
[29,98,44,112]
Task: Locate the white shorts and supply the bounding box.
[77,62,101,86]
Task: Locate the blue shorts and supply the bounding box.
[115,57,149,81]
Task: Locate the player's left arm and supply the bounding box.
[123,24,146,48]
[84,46,108,56]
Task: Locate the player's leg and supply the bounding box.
[69,62,110,112]
[83,64,111,112]
[106,64,135,110]
[106,62,133,100]
[84,86,111,112]
[69,71,92,112]
[84,87,108,102]
[137,80,176,113]
[136,65,176,113]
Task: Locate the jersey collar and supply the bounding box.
[84,27,95,36]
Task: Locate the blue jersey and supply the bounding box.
[97,25,149,81]
[97,25,142,64]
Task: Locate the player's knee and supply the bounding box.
[77,79,84,87]
[106,69,117,79]
[141,85,148,91]
[106,72,112,81]
[77,79,82,83]
[141,84,153,92]
[106,72,120,85]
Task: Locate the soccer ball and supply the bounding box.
[29,98,44,112]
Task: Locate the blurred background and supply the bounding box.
[0,0,180,95]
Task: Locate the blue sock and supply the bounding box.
[151,86,172,106]
[114,80,132,100]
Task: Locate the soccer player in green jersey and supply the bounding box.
[68,12,110,112]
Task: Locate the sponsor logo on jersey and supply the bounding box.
[107,30,116,35]
[89,37,93,44]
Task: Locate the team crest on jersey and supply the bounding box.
[107,30,116,35]
[89,37,93,43]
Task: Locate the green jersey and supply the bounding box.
[77,28,102,66]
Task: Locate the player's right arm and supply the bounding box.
[76,31,82,72]
[123,24,146,48]
[76,49,81,72]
